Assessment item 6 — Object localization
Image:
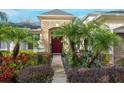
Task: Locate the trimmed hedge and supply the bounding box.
[0,50,11,56]
[17,65,54,83]
[67,66,124,83]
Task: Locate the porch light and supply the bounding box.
[56,23,59,27]
[61,40,63,43]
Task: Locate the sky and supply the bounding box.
[0,9,112,23]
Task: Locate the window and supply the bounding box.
[28,34,40,49]
[33,34,40,41]
[28,43,33,49]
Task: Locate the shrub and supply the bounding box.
[100,54,112,66]
[19,50,40,66]
[0,50,11,56]
[0,65,16,83]
[17,65,54,83]
[116,58,124,67]
[0,53,29,82]
[20,50,34,57]
[35,53,43,64]
[33,52,52,65]
[67,66,124,83]
[21,52,51,66]
[27,60,38,66]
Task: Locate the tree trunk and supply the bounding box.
[84,39,88,52]
[0,51,3,64]
[12,42,20,59]
[70,41,79,67]
[88,51,99,67]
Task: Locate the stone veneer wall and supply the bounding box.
[40,19,73,52]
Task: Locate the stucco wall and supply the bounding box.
[99,17,124,30]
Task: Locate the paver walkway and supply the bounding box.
[51,54,67,83]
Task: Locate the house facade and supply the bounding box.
[0,9,75,53]
[38,9,75,53]
[1,10,124,63]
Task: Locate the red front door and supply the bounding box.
[51,37,62,53]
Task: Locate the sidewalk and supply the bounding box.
[51,55,67,83]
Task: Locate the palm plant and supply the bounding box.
[52,19,121,68]
[0,23,5,40]
[7,27,35,58]
[0,23,11,57]
[84,22,121,67]
[52,19,83,67]
[0,23,36,59]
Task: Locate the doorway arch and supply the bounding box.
[49,27,63,54]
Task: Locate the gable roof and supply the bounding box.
[83,10,124,22]
[42,9,73,16]
[105,10,124,14]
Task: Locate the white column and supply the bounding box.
[109,46,114,64]
[109,28,114,64]
[10,42,15,51]
[40,34,45,52]
[26,43,28,50]
[20,42,27,50]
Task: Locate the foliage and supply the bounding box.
[19,50,38,66]
[17,65,54,83]
[0,23,37,58]
[20,52,51,66]
[20,50,34,57]
[116,58,124,67]
[0,51,52,82]
[0,50,11,56]
[26,60,38,66]
[67,66,124,83]
[52,19,121,68]
[33,52,52,65]
[0,66,16,82]
[100,54,112,66]
[0,53,29,82]
[0,23,9,40]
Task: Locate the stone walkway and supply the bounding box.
[51,55,67,83]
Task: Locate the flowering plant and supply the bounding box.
[0,53,29,82]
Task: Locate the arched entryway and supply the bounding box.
[38,9,75,53]
[49,27,63,54]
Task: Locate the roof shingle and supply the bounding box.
[42,9,73,16]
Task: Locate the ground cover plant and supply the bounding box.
[17,65,54,83]
[0,51,53,82]
[67,66,124,83]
